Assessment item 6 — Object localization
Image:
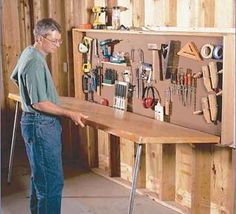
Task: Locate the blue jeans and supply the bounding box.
[21,112,64,214]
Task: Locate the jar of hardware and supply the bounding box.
[112,6,121,30]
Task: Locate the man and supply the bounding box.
[11,18,88,214]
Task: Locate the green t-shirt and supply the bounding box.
[11,46,59,113]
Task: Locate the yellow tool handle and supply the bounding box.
[82,63,91,73]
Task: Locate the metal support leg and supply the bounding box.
[7,101,19,184]
[233,149,236,213]
[128,142,143,214]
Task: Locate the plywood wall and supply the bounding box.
[1,0,235,167]
[2,0,235,213]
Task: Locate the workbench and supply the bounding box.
[8,93,220,214]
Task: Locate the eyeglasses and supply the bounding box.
[42,35,63,45]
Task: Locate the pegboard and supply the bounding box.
[77,31,224,136]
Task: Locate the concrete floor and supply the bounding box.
[1,147,180,214]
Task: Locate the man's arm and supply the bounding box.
[32,101,88,127]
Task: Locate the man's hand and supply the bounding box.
[69,111,88,127]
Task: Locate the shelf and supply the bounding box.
[73,28,235,37]
[102,83,115,87]
[101,61,127,67]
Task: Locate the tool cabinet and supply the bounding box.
[72,28,235,213]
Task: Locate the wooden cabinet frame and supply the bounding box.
[72,28,235,214]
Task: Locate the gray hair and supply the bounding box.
[33,18,62,38]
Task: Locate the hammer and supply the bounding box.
[147,43,161,82]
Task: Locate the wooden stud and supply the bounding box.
[161,144,175,200]
[200,0,215,27]
[98,130,110,172]
[87,127,99,168]
[131,0,144,27]
[210,146,234,213]
[32,0,47,23]
[215,0,235,28]
[177,42,202,61]
[120,139,146,188]
[146,144,175,200]
[64,0,75,97]
[77,126,89,169]
[165,0,177,26]
[191,144,212,214]
[72,29,85,99]
[146,144,162,197]
[136,143,146,188]
[2,0,22,147]
[106,0,117,26]
[78,0,93,24]
[175,144,193,211]
[120,139,134,182]
[109,134,120,177]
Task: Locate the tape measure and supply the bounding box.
[212,45,223,60]
[200,44,223,60]
[200,44,214,59]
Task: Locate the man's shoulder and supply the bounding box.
[21,46,42,59]
[18,48,45,76]
[20,47,44,66]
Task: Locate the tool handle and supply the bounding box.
[209,61,219,90]
[201,97,211,123]
[202,65,213,92]
[165,100,170,116]
[186,70,192,86]
[193,71,202,79]
[193,110,203,115]
[216,90,222,96]
[208,93,218,122]
[184,73,188,86]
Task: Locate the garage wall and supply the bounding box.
[2,0,235,146]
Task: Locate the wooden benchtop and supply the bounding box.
[8,93,220,144]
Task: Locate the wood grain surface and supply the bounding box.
[7,93,220,144]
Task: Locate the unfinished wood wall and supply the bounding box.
[2,0,235,145]
[1,1,235,212]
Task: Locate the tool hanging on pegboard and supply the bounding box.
[170,67,196,109]
[142,86,161,110]
[161,40,181,80]
[82,74,93,101]
[113,81,128,110]
[192,61,223,124]
[78,36,94,73]
[200,44,223,60]
[103,68,117,85]
[147,43,161,82]
[90,66,103,96]
[193,90,222,124]
[177,41,202,61]
[193,62,223,93]
[99,39,122,62]
[130,48,144,99]
[140,63,153,86]
[164,87,172,120]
